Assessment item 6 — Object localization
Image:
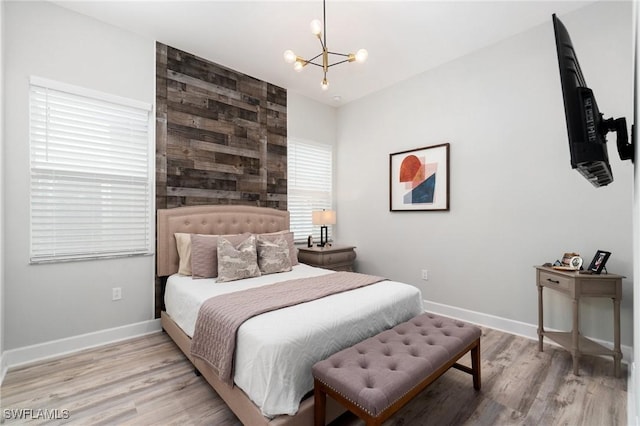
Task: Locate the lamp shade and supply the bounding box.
[312,210,336,225]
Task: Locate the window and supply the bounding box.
[287,139,333,242]
[29,77,153,263]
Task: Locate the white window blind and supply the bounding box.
[29,77,153,263]
[287,139,333,242]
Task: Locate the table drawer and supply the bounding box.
[322,251,355,265]
[538,270,571,290]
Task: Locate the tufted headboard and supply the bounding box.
[156,205,290,277]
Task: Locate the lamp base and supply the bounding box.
[318,225,328,247]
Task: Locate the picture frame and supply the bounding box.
[389,143,450,211]
[587,250,611,274]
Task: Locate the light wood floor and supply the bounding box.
[1,327,626,425]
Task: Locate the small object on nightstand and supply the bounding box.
[307,235,313,248]
[298,245,356,272]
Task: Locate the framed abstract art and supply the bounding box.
[389,143,450,211]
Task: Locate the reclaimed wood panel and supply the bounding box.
[156,43,287,210]
[154,43,287,317]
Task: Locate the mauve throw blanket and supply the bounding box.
[190,271,385,385]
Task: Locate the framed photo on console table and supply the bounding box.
[389,143,450,211]
[587,250,611,274]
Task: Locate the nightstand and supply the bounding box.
[297,245,356,272]
[535,265,624,377]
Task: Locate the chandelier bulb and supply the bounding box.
[321,78,329,91]
[283,50,297,64]
[294,61,304,72]
[355,49,369,63]
[310,19,323,36]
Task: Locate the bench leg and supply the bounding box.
[314,379,327,426]
[471,339,481,390]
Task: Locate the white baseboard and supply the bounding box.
[0,351,6,386]
[0,319,161,384]
[423,300,633,365]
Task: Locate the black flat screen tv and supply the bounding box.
[552,14,633,187]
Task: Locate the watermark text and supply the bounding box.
[3,408,70,421]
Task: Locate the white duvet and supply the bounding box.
[164,264,423,417]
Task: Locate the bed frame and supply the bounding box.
[157,205,345,426]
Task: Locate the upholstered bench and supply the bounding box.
[312,312,481,426]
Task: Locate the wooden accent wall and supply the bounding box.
[155,43,288,316]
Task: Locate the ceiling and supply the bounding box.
[52,0,594,106]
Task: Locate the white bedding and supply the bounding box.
[164,264,423,417]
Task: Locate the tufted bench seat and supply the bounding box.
[312,312,481,426]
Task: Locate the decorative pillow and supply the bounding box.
[258,231,298,266]
[191,233,249,279]
[174,233,193,275]
[257,235,292,275]
[216,235,261,283]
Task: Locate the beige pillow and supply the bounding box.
[257,235,292,275]
[191,233,250,279]
[216,235,261,283]
[174,233,193,275]
[258,231,298,266]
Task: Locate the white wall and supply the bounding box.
[3,2,156,353]
[336,1,634,348]
[287,92,337,148]
[0,0,6,380]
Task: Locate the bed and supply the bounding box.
[157,205,423,425]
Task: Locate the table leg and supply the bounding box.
[572,297,580,375]
[613,297,622,378]
[537,284,544,352]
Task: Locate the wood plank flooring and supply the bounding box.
[1,327,626,425]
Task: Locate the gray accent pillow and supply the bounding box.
[257,235,292,275]
[191,233,249,279]
[258,231,298,266]
[216,235,261,283]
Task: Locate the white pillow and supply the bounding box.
[174,233,193,275]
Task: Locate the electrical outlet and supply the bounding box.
[421,269,428,280]
[112,287,122,301]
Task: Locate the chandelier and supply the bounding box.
[283,0,368,91]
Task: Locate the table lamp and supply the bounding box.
[312,209,336,247]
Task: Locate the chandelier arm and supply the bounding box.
[317,37,326,52]
[326,59,352,68]
[327,51,351,57]
[304,62,324,68]
[307,52,324,62]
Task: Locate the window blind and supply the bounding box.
[287,139,333,242]
[29,77,153,263]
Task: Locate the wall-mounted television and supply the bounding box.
[552,13,634,187]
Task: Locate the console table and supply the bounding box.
[535,266,623,377]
